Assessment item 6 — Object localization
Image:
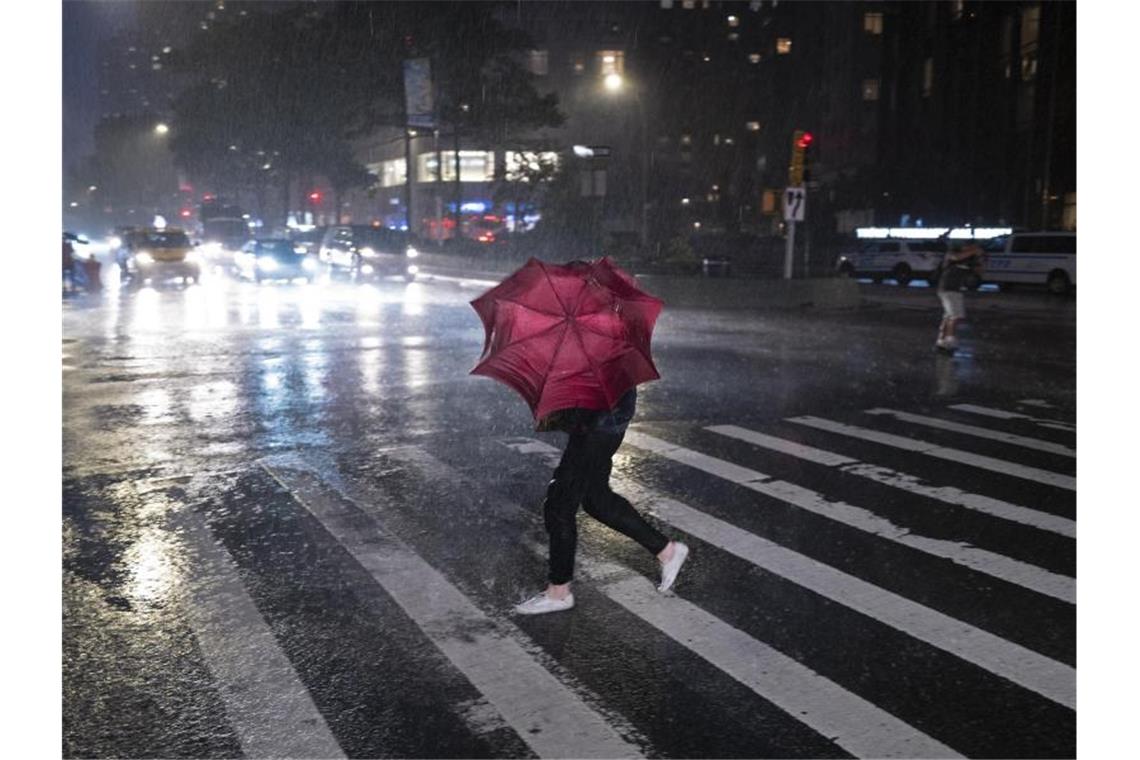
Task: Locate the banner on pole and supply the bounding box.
[403,58,434,128]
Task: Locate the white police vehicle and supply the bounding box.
[836,227,1013,287]
[979,232,1076,294]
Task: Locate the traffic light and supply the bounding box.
[789,130,814,185]
[308,191,322,204]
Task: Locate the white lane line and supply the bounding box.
[502,438,1074,711]
[411,444,961,760]
[709,425,1075,539]
[172,509,346,759]
[949,404,1075,432]
[262,462,644,760]
[787,416,1076,491]
[630,430,1074,602]
[865,408,1075,458]
[1018,399,1057,410]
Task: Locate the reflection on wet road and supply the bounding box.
[63,273,1076,758]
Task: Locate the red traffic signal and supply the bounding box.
[308,191,322,204]
[796,131,814,149]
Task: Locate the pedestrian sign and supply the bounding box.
[783,187,806,222]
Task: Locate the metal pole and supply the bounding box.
[784,220,796,279]
[404,128,413,233]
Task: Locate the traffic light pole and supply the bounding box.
[784,219,796,280]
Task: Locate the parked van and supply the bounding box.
[980,232,1076,294]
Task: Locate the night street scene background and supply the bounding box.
[20,0,1122,757]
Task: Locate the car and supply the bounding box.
[235,238,320,283]
[287,225,328,257]
[977,231,1076,294]
[319,225,420,281]
[119,227,201,286]
[835,238,948,285]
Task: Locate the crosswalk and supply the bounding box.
[108,399,1077,758]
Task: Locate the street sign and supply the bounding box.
[783,186,806,222]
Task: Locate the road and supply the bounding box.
[63,269,1076,758]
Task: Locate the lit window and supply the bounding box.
[1020,6,1041,49]
[571,54,586,74]
[862,78,880,101]
[660,0,674,8]
[682,0,695,8]
[162,46,172,54]
[433,151,495,183]
[863,12,883,35]
[728,33,739,42]
[713,134,721,146]
[680,133,692,146]
[376,159,407,188]
[527,50,548,76]
[748,53,761,64]
[1020,53,1038,81]
[727,15,740,27]
[746,121,761,132]
[724,137,735,146]
[923,58,934,96]
[597,50,624,76]
[951,0,965,20]
[776,38,792,55]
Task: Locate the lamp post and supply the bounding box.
[602,74,649,248]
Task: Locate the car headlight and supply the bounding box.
[405,246,419,259]
[294,245,307,254]
[108,236,122,249]
[302,257,317,271]
[136,252,154,264]
[407,264,419,275]
[359,246,376,258]
[360,264,374,275]
[258,256,278,271]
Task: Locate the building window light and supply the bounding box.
[923,58,934,96]
[748,52,762,64]
[746,121,761,132]
[862,78,880,101]
[863,12,883,35]
[727,15,740,27]
[776,38,792,55]
[527,50,548,76]
[680,133,692,146]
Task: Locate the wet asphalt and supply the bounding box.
[62,269,1076,759]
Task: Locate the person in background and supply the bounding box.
[62,236,76,293]
[515,388,690,615]
[935,241,984,354]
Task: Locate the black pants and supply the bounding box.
[543,430,669,585]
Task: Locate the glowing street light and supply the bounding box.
[154,123,170,135]
[603,73,623,92]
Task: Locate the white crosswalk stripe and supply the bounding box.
[172,508,347,759]
[788,416,1076,490]
[624,430,1074,602]
[949,403,1075,432]
[707,424,1076,538]
[261,460,646,760]
[398,446,962,759]
[864,408,1076,457]
[501,437,1075,710]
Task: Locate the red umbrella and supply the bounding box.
[470,257,663,423]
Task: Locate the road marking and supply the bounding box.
[628,430,1074,602]
[949,404,1075,432]
[1018,399,1057,410]
[864,408,1075,458]
[787,416,1075,491]
[502,438,1075,711]
[708,425,1075,539]
[261,461,644,760]
[409,444,962,759]
[172,508,346,759]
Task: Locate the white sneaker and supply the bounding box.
[514,591,575,615]
[657,541,690,593]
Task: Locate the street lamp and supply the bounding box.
[601,75,647,246]
[603,73,623,92]
[154,123,169,135]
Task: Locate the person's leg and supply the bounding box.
[580,432,669,556]
[542,433,590,592]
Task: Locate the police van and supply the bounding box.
[979,232,1076,294]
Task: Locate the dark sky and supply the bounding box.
[63,0,136,170]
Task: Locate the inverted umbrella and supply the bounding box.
[470,257,663,423]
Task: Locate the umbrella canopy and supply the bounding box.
[470,257,663,423]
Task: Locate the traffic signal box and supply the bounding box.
[789,130,814,186]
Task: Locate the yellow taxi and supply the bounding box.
[121,227,202,286]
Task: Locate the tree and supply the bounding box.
[165,2,563,226]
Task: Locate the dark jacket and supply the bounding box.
[537,388,638,435]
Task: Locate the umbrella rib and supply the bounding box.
[492,294,567,319]
[536,260,574,317]
[491,317,569,354]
